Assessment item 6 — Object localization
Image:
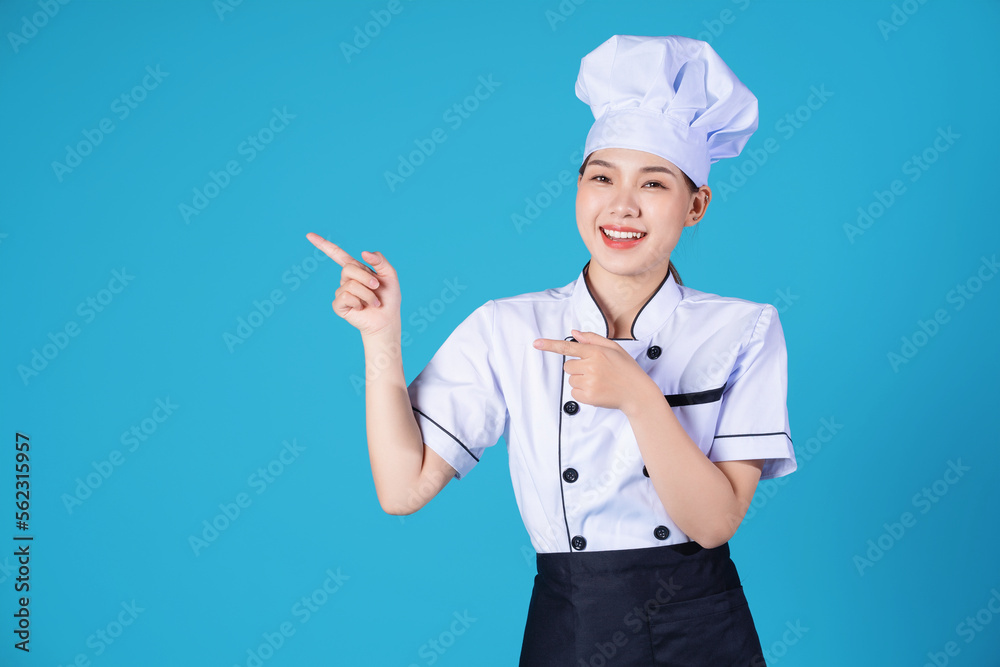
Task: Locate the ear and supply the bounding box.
[686,185,712,226]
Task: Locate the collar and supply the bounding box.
[569,260,682,341]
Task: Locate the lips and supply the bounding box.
[599,225,647,249]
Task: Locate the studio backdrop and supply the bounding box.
[2,1,998,665]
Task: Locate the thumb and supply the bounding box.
[572,328,601,339]
[361,250,396,278]
[572,329,609,344]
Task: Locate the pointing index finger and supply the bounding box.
[306,232,372,272]
[533,337,585,357]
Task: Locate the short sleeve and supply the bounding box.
[406,299,507,480]
[709,304,796,480]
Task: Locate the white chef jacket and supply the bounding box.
[406,260,796,553]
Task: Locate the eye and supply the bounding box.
[643,181,665,189]
[590,174,610,183]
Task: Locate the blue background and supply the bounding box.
[2,1,998,665]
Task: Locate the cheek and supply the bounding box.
[650,200,688,232]
[575,188,601,219]
[648,196,683,217]
[575,191,589,225]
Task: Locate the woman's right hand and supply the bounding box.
[306,233,401,338]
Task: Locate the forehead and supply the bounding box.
[585,148,681,176]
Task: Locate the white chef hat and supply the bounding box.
[575,34,758,187]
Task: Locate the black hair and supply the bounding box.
[579,152,697,286]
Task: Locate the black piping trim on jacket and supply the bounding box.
[581,260,672,341]
[713,431,793,444]
[411,408,480,462]
[664,383,726,407]
[556,352,573,551]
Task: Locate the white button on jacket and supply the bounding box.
[407,261,796,553]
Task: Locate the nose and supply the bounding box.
[608,185,639,219]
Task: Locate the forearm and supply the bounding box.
[361,325,425,513]
[623,378,741,548]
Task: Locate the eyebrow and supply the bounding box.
[586,159,679,178]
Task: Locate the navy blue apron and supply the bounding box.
[518,540,764,666]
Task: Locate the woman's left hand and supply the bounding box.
[533,329,655,414]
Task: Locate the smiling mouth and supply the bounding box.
[600,227,647,240]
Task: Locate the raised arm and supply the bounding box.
[306,233,456,515]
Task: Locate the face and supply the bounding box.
[576,147,711,279]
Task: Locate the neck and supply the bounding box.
[584,259,670,339]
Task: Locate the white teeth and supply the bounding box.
[602,228,646,240]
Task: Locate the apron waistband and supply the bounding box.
[535,540,727,577]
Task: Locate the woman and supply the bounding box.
[309,34,795,665]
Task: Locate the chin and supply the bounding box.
[593,249,672,276]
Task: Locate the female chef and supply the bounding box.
[308,34,796,666]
